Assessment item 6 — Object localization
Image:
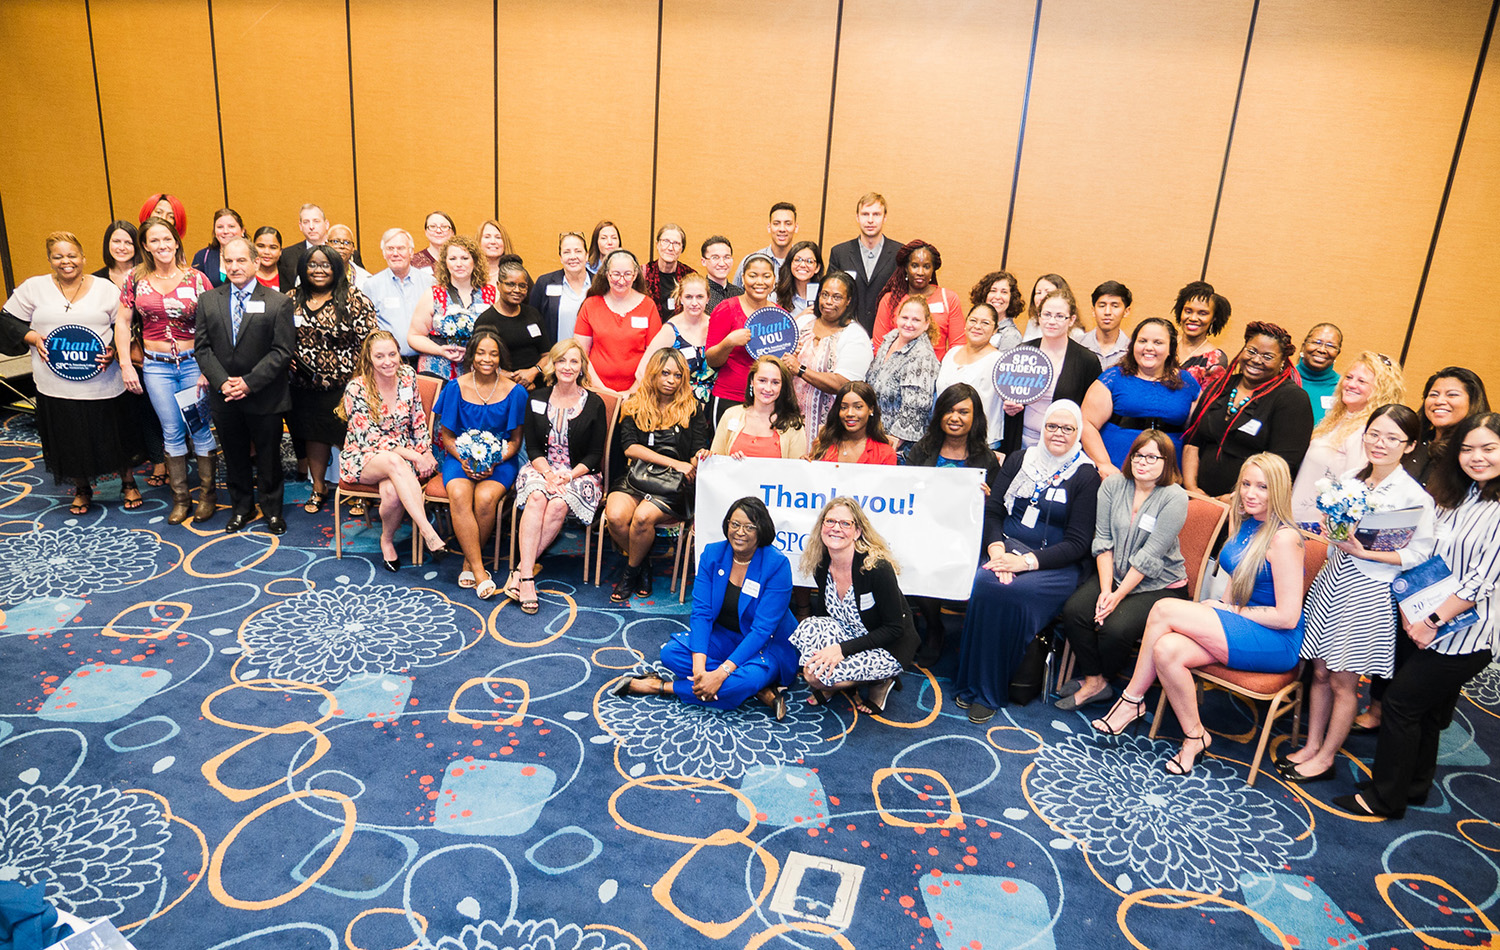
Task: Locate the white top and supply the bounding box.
[1325,464,1436,583]
[936,347,1004,445]
[1433,488,1500,655]
[4,275,122,399]
[1291,427,1365,526]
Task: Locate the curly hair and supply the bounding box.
[970,270,1024,320]
[433,234,488,291]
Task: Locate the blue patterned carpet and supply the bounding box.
[2,410,1499,950]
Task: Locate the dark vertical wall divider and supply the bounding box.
[0,0,1495,391]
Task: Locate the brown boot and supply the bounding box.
[165,455,192,524]
[193,453,218,522]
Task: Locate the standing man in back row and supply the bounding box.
[733,202,799,282]
[828,192,900,337]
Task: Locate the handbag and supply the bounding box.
[1008,631,1051,705]
[626,459,684,498]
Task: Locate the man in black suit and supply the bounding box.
[826,192,901,337]
[276,203,364,290]
[196,237,295,534]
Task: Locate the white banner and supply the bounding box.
[693,456,985,599]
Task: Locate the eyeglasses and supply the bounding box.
[1241,346,1280,364]
[1044,423,1078,435]
[327,239,354,248]
[1305,340,1341,352]
[426,223,453,233]
[559,231,586,242]
[1363,432,1410,448]
[306,261,333,270]
[819,290,847,302]
[1132,453,1165,463]
[792,256,818,267]
[823,518,856,531]
[658,238,683,249]
[606,270,634,280]
[726,521,758,535]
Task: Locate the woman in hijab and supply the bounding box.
[953,400,1101,724]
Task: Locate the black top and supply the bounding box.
[902,443,1002,491]
[610,402,712,492]
[475,303,554,373]
[828,236,902,336]
[809,549,920,667]
[707,279,744,314]
[717,580,743,633]
[522,386,609,473]
[999,339,1102,455]
[1188,375,1315,496]
[983,452,1101,571]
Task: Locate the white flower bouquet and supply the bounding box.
[455,429,504,476]
[1314,475,1369,541]
[436,308,475,345]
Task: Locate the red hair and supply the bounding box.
[137,194,187,237]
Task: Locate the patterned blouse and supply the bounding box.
[339,366,429,483]
[291,289,378,391]
[867,332,941,443]
[120,269,213,353]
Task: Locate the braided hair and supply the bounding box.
[877,239,942,305]
[1184,320,1298,444]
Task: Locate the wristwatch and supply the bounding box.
[796,365,805,378]
[1427,612,1443,628]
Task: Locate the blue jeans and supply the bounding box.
[142,354,217,455]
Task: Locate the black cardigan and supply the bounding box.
[902,443,1002,492]
[522,387,608,473]
[810,549,921,668]
[999,339,1102,455]
[982,451,1100,571]
[1187,375,1314,497]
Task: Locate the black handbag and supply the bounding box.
[1008,632,1051,705]
[626,459,683,498]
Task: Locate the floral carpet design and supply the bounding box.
[1,412,1497,949]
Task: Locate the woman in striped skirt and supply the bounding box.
[1278,405,1435,783]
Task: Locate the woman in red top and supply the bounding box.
[806,381,898,465]
[870,240,964,359]
[705,251,777,422]
[252,227,284,291]
[574,249,661,394]
[114,217,218,525]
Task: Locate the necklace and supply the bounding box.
[474,374,501,404]
[54,275,85,311]
[1226,386,1253,416]
[837,439,862,461]
[733,555,753,565]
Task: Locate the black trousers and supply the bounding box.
[213,403,286,519]
[1368,646,1491,818]
[1060,576,1189,679]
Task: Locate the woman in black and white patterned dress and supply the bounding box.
[790,497,920,714]
[1281,405,1436,784]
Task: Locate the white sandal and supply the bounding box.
[458,570,476,589]
[476,575,498,600]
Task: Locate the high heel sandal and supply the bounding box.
[517,576,539,615]
[864,676,900,714]
[610,564,639,604]
[1090,692,1147,736]
[1164,731,1212,776]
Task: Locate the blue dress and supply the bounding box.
[1213,519,1306,672]
[1097,367,1201,467]
[434,380,528,487]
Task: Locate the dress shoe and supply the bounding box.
[382,558,400,573]
[265,515,287,535]
[1279,762,1336,784]
[225,512,253,533]
[967,702,995,724]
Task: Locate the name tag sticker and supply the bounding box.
[1238,418,1263,436]
[727,417,741,431]
[175,287,196,300]
[294,313,305,328]
[845,269,858,278]
[859,591,875,611]
[244,300,265,313]
[531,399,548,414]
[647,432,655,446]
[1022,506,1040,528]
[546,284,562,296]
[1138,513,1157,532]
[385,296,401,308]
[742,579,761,599]
[666,298,677,311]
[527,324,541,337]
[631,316,649,329]
[1321,395,1335,409]
[1045,487,1066,503]
[681,346,699,360]
[929,298,945,313]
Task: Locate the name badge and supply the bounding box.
[742,579,761,599]
[680,345,699,360]
[244,300,265,313]
[1138,513,1157,532]
[806,282,818,301]
[631,316,649,329]
[666,298,677,311]
[294,313,305,328]
[175,287,196,300]
[546,284,563,296]
[647,432,655,446]
[1238,418,1263,436]
[727,417,741,431]
[385,296,401,308]
[844,269,858,278]
[1046,487,1067,503]
[531,399,548,414]
[1021,505,1040,528]
[527,324,541,337]
[1321,395,1335,409]
[929,298,945,313]
[859,591,875,611]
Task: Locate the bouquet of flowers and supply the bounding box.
[436,308,475,345]
[455,429,505,476]
[1314,475,1369,541]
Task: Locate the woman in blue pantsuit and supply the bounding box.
[615,496,798,718]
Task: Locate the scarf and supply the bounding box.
[1003,399,1091,512]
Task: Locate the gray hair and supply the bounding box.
[380,227,414,249]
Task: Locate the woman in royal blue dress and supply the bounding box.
[1092,452,1307,776]
[434,327,528,599]
[614,496,798,718]
[1079,316,1201,477]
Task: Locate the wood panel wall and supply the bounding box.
[0,0,1495,393]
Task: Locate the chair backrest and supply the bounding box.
[1301,533,1329,596]
[593,388,622,492]
[1182,494,1231,599]
[416,375,442,441]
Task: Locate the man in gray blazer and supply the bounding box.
[195,237,295,534]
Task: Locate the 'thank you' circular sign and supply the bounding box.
[43,324,107,382]
[991,347,1055,404]
[744,306,799,359]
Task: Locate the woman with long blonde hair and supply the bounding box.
[1092,453,1307,776]
[604,347,711,602]
[1290,351,1406,528]
[790,497,920,714]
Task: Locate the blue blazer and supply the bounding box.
[690,541,798,668]
[192,246,226,288]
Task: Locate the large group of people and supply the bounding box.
[1,190,1496,824]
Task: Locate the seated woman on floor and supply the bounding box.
[790,497,920,714]
[953,400,1100,724]
[1092,452,1306,777]
[614,496,797,718]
